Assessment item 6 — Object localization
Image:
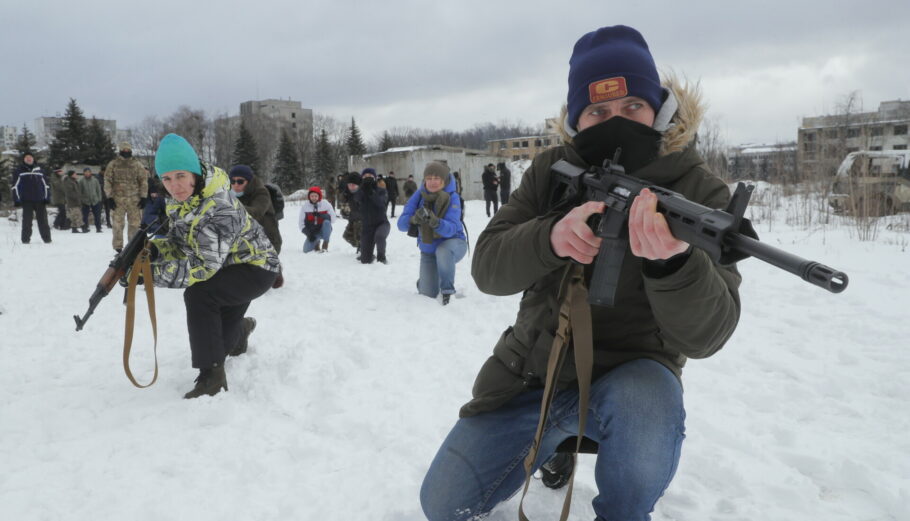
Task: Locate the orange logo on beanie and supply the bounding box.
[589,77,628,103]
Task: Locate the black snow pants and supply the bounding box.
[183,264,277,368]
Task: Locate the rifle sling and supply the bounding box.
[519,264,593,521]
[123,247,159,388]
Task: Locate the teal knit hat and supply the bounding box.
[155,133,201,177]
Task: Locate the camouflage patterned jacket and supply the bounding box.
[150,164,281,289]
[103,156,147,202]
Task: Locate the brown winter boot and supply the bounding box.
[183,364,228,399]
[319,241,328,253]
[228,317,257,357]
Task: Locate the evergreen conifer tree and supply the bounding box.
[314,129,335,186]
[378,131,395,152]
[232,121,260,173]
[272,130,302,193]
[346,117,366,157]
[15,125,37,160]
[48,98,89,167]
[0,155,10,206]
[85,117,116,168]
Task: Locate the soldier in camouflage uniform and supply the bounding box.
[103,142,148,251]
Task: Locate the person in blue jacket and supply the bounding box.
[397,161,467,305]
[11,153,52,244]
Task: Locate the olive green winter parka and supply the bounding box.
[463,79,743,417]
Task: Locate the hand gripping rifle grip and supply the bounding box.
[587,238,627,307]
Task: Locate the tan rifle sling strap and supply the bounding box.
[123,246,159,388]
[519,264,594,521]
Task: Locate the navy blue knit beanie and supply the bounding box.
[229,164,254,183]
[566,25,663,131]
[361,167,376,177]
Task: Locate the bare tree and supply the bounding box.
[128,116,167,170]
[697,117,729,181]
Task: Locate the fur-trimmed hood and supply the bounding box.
[555,74,704,157]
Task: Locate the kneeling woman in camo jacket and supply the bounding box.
[150,133,280,398]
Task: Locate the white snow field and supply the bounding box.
[0,194,906,521]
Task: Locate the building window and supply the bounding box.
[870,126,883,137]
[870,146,883,151]
[847,147,860,153]
[292,122,297,129]
[805,132,816,142]
[825,129,838,139]
[894,144,908,150]
[291,112,296,118]
[846,128,860,138]
[521,140,529,148]
[512,155,520,161]
[512,141,520,148]
[894,125,908,135]
[521,154,530,159]
[544,139,551,146]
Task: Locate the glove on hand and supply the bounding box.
[107,197,116,210]
[412,207,429,225]
[426,212,440,228]
[138,198,148,209]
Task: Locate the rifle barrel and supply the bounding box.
[723,233,848,293]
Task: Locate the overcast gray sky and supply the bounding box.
[3,0,908,146]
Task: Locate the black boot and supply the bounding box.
[71,227,81,233]
[229,317,257,356]
[442,294,451,305]
[183,364,228,399]
[540,453,575,490]
[82,224,89,233]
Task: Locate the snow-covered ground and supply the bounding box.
[0,198,907,521]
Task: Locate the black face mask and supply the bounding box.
[573,117,662,174]
[119,150,132,158]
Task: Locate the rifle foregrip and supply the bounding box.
[587,238,627,307]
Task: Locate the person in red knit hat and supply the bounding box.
[299,186,337,253]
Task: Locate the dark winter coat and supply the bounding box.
[236,175,282,254]
[481,168,498,191]
[498,166,511,193]
[385,176,400,199]
[403,179,418,199]
[62,176,82,207]
[462,79,743,417]
[11,162,50,204]
[353,180,389,229]
[50,172,66,205]
[142,195,168,232]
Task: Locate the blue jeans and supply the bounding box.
[420,359,685,521]
[303,221,333,252]
[418,238,468,297]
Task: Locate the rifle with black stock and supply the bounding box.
[550,150,849,307]
[73,218,161,331]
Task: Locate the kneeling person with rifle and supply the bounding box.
[154,134,280,398]
[422,25,750,521]
[77,134,281,399]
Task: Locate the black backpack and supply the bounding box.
[265,183,285,220]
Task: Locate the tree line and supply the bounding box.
[3,99,546,202]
